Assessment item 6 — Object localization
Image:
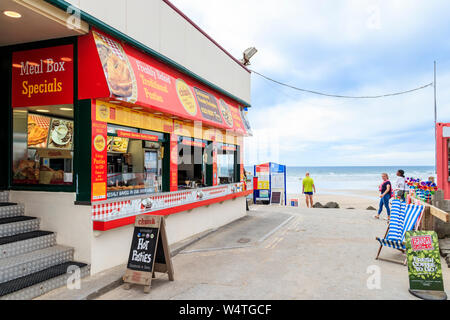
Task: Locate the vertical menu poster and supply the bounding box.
[170,134,178,191]
[91,120,107,201]
[212,141,218,186]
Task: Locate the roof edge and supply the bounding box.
[44,0,251,108]
[162,0,250,73]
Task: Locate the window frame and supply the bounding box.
[6,37,78,193]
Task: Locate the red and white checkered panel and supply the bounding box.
[91,183,244,221]
[29,114,50,129]
[94,31,125,61]
[92,200,131,220]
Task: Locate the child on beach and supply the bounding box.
[375,173,391,220]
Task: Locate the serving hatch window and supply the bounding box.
[217,143,237,185]
[12,105,74,186]
[106,124,164,198]
[178,137,207,189]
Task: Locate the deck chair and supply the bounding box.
[375,200,424,265]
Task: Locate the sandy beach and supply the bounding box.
[287,189,380,210]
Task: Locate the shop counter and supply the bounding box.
[92,182,251,231]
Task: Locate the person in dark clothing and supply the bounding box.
[375,173,391,220]
[394,169,406,201]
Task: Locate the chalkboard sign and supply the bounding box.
[127,225,159,272]
[155,233,166,264]
[271,191,281,204]
[123,214,174,293]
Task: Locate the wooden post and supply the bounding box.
[421,206,434,231]
[416,199,449,225]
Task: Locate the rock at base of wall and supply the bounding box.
[445,255,450,268]
[324,202,340,209]
[439,239,450,261]
[313,202,324,208]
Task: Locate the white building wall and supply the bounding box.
[90,196,247,274]
[9,191,92,264]
[65,0,251,104]
[10,190,246,275]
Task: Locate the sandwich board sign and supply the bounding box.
[405,231,447,300]
[123,214,174,293]
[270,191,281,204]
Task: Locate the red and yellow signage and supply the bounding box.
[91,121,107,201]
[221,145,237,152]
[12,44,74,107]
[170,134,178,191]
[181,138,205,148]
[78,29,247,135]
[116,130,158,141]
[94,100,173,134]
[255,163,270,189]
[212,141,218,186]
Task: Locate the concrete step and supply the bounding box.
[0,216,40,238]
[0,191,9,203]
[0,261,90,300]
[0,204,24,219]
[0,245,74,284]
[0,231,56,259]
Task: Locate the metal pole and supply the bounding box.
[434,61,437,173]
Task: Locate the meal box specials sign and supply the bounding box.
[405,231,445,292]
[12,45,74,107]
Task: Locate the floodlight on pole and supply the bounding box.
[240,47,258,66]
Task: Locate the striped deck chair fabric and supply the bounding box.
[376,201,423,250]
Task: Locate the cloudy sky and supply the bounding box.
[171,0,450,166]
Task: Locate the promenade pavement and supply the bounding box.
[95,205,450,299]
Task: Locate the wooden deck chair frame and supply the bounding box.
[375,205,425,265]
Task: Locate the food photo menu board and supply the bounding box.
[47,118,73,150]
[27,114,51,148]
[27,114,73,150]
[110,137,129,153]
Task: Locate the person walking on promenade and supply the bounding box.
[375,173,392,220]
[394,169,406,201]
[302,172,316,208]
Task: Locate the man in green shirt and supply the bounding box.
[302,172,316,208]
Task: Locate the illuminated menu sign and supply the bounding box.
[12,45,74,107]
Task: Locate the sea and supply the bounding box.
[245,166,435,195]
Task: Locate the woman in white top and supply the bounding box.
[395,169,406,201]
